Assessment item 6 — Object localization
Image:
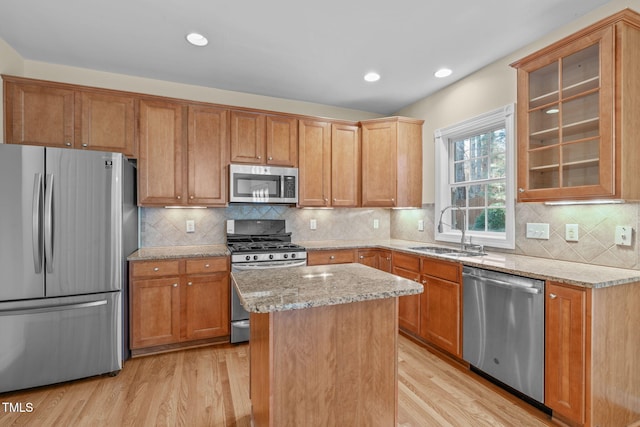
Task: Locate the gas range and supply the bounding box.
[226,220,307,266]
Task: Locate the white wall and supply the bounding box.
[396,0,640,203]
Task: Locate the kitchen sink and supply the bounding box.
[409,246,487,257]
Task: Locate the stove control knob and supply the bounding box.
[245,255,251,261]
[253,255,259,261]
[291,253,296,258]
[283,254,289,259]
[269,254,274,260]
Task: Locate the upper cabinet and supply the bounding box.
[298,119,360,207]
[361,117,423,208]
[138,100,228,207]
[230,110,298,167]
[3,76,137,157]
[511,10,640,202]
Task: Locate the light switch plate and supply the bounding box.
[186,219,195,233]
[373,219,379,229]
[310,219,317,230]
[565,224,579,242]
[418,220,425,232]
[526,223,550,239]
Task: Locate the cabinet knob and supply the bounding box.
[82,143,88,147]
[391,198,395,202]
[65,142,72,146]
[422,280,427,284]
[257,156,262,160]
[189,195,195,200]
[329,255,335,260]
[204,264,210,268]
[359,255,364,259]
[518,188,525,193]
[187,282,193,286]
[324,198,328,204]
[153,267,160,272]
[549,293,557,299]
[268,156,273,160]
[176,195,181,200]
[333,198,336,202]
[172,283,178,288]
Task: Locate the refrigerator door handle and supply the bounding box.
[32,173,43,273]
[0,299,108,316]
[44,173,54,274]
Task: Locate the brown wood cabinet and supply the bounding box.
[130,257,230,355]
[358,249,392,272]
[298,120,360,207]
[392,252,421,335]
[511,10,640,202]
[419,257,461,357]
[360,117,423,208]
[3,75,137,157]
[306,249,356,265]
[230,110,298,166]
[138,100,228,206]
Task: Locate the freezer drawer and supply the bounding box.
[0,292,122,393]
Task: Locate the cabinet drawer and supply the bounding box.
[185,257,228,274]
[392,252,420,272]
[131,260,180,278]
[307,249,356,265]
[421,257,460,282]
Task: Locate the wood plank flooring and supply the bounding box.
[0,335,554,426]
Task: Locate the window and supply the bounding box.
[434,104,515,249]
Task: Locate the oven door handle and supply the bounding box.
[232,260,307,271]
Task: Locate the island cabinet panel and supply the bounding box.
[392,252,421,335]
[250,298,398,427]
[306,248,356,265]
[129,257,230,355]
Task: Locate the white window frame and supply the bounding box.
[434,104,515,249]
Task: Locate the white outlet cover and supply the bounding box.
[310,219,317,230]
[615,225,633,246]
[186,219,195,233]
[565,224,579,242]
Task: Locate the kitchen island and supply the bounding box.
[231,263,423,427]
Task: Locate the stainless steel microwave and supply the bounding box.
[229,164,298,204]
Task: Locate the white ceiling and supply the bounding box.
[0,0,609,115]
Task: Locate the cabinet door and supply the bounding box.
[331,123,360,207]
[377,250,392,273]
[183,272,230,340]
[545,282,586,424]
[361,120,397,207]
[138,100,184,205]
[357,249,379,269]
[266,114,297,166]
[187,105,228,206]
[230,110,265,164]
[420,275,461,357]
[298,119,331,207]
[130,277,180,348]
[5,81,75,148]
[78,91,136,157]
[393,266,421,334]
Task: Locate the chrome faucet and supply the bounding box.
[437,205,466,251]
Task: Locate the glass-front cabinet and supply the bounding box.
[512,10,640,202]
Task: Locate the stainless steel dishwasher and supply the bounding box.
[463,266,545,404]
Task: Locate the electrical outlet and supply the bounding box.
[615,225,633,246]
[418,220,425,232]
[310,219,317,230]
[186,219,195,233]
[565,224,579,242]
[373,219,379,229]
[526,223,550,239]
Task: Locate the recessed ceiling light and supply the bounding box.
[364,72,381,82]
[434,68,452,78]
[186,32,208,47]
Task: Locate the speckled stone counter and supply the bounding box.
[232,263,423,313]
[298,239,640,289]
[127,244,229,261]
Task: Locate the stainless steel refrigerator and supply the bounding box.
[0,144,138,393]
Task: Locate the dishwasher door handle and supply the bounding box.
[463,272,542,294]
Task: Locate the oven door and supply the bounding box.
[230,259,306,343]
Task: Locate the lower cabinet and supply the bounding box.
[391,252,422,335]
[307,248,356,265]
[357,249,392,272]
[419,257,462,358]
[130,257,229,354]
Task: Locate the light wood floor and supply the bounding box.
[0,335,554,426]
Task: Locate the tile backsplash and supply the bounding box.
[140,202,640,269]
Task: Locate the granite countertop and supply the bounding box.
[127,244,229,261]
[231,263,423,313]
[298,239,640,289]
